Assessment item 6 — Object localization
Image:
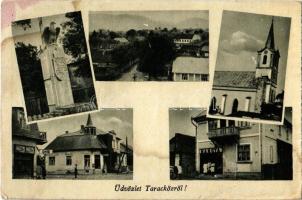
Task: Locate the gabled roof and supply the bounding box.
[45,134,107,152]
[192,109,207,123]
[172,56,209,74]
[213,71,257,89]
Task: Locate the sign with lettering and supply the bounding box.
[15,145,25,153]
[200,147,223,154]
[25,146,35,154]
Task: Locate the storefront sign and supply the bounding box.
[25,146,35,154]
[15,145,35,154]
[15,145,25,153]
[200,147,222,154]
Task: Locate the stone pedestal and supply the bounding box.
[40,44,74,112]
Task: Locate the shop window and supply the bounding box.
[66,156,72,166]
[49,156,55,166]
[84,155,90,168]
[237,144,251,162]
[182,74,188,80]
[201,74,208,81]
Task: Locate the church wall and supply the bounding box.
[212,88,257,115]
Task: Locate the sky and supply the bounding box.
[89,10,209,32]
[216,11,291,93]
[169,108,204,139]
[37,109,133,149]
[12,13,70,46]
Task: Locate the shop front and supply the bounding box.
[13,144,36,178]
[199,147,223,175]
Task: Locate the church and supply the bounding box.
[209,19,283,121]
[44,114,132,174]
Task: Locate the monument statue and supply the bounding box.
[39,21,74,112]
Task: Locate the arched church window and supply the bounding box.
[232,99,239,114]
[262,55,267,65]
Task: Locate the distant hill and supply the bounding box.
[90,13,208,32]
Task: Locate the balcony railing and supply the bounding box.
[208,126,239,139]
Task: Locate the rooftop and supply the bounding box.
[172,56,209,74]
[45,134,107,152]
[213,71,257,89]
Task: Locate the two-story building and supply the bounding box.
[44,114,131,174]
[12,107,47,179]
[192,107,292,179]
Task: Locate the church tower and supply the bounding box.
[84,114,96,135]
[255,19,280,104]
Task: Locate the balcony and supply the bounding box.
[208,126,239,144]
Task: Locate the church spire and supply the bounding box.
[265,18,275,50]
[86,114,93,127]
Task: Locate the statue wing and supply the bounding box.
[56,27,60,40]
[42,27,50,44]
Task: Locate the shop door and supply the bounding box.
[13,153,34,178]
[277,140,292,179]
[200,148,223,174]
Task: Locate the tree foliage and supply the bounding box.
[138,33,176,76]
[61,11,92,77]
[15,42,46,97]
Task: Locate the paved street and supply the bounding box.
[118,64,148,81]
[44,172,133,180]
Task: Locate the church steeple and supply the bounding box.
[86,114,93,127]
[84,114,96,135]
[265,18,275,50]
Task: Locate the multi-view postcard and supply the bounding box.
[208,11,291,123]
[12,11,98,123]
[89,10,209,81]
[12,107,133,180]
[170,107,292,180]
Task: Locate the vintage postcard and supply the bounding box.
[1,0,301,200]
[89,10,209,82]
[12,11,98,123]
[208,11,291,123]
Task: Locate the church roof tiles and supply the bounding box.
[213,71,257,89]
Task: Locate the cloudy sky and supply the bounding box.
[169,108,204,139]
[216,11,291,93]
[38,109,133,149]
[89,10,209,32]
[12,13,71,47]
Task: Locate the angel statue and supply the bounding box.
[41,21,60,45]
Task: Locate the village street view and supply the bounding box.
[89,11,209,81]
[12,107,133,180]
